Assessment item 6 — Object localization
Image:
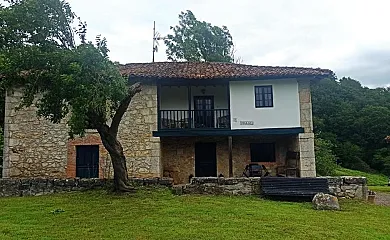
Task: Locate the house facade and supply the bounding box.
[2,62,332,184]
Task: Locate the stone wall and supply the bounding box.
[2,90,70,178]
[161,136,298,184]
[174,176,368,200]
[174,177,261,196]
[2,84,161,179]
[326,176,368,199]
[118,85,161,178]
[0,177,173,198]
[298,79,316,177]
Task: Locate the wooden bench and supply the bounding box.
[260,177,329,198]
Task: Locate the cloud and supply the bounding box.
[337,49,390,87]
[66,0,390,87]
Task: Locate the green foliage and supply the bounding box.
[314,138,337,176]
[335,141,372,172]
[372,148,390,176]
[334,167,388,186]
[0,0,127,137]
[1,190,390,239]
[0,127,3,177]
[312,77,390,175]
[165,10,234,62]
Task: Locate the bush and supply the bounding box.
[315,138,337,176]
[373,148,390,176]
[335,141,372,172]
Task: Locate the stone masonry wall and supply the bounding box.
[298,79,316,177]
[0,177,173,198]
[174,176,368,200]
[174,177,261,196]
[118,85,161,178]
[162,136,298,184]
[2,90,70,178]
[326,176,368,199]
[2,84,160,179]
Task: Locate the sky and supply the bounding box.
[67,0,390,87]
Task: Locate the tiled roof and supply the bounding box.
[119,62,333,80]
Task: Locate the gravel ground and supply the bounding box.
[375,192,390,206]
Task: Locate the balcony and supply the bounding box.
[157,83,231,132]
[159,109,230,130]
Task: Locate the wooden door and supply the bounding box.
[194,96,214,128]
[195,142,217,177]
[76,145,99,178]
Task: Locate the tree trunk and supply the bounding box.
[97,125,134,192]
[94,82,142,192]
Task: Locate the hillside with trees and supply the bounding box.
[312,77,390,176]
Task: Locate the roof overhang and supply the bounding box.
[120,62,333,83]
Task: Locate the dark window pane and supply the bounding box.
[250,143,275,162]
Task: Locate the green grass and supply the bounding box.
[1,189,390,240]
[334,167,389,186]
[369,186,390,193]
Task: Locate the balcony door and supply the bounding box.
[194,96,214,128]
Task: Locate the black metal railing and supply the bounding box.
[159,109,230,130]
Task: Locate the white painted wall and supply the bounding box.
[229,79,300,129]
[160,86,188,110]
[160,85,228,110]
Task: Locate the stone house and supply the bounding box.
[2,62,332,184]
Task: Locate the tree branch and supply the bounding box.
[109,82,142,137]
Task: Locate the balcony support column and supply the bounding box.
[157,83,161,130]
[228,136,233,177]
[188,85,192,128]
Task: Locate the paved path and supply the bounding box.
[375,192,390,206]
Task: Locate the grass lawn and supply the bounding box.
[334,167,389,186]
[1,189,390,240]
[369,186,390,193]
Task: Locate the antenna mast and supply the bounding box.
[152,21,156,62]
[152,21,166,62]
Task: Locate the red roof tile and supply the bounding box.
[119,62,332,80]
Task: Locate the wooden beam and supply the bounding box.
[228,136,233,177]
[188,85,192,128]
[226,83,231,129]
[157,83,161,130]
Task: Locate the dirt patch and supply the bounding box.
[375,192,390,206]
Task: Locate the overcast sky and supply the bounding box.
[67,0,390,87]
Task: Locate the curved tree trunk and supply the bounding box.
[93,83,142,192]
[97,125,134,192]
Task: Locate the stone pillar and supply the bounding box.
[2,90,12,178]
[298,79,316,177]
[118,84,162,178]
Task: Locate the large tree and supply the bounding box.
[0,0,140,191]
[312,77,390,175]
[164,10,234,62]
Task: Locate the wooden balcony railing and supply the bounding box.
[159,109,230,130]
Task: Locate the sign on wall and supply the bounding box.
[240,121,254,125]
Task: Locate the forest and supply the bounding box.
[312,76,390,176]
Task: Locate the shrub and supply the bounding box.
[315,137,337,176]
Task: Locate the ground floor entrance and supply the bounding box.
[76,145,99,178]
[195,142,217,177]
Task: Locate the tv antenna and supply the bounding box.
[152,21,166,62]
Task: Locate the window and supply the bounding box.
[250,143,275,162]
[255,85,273,108]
